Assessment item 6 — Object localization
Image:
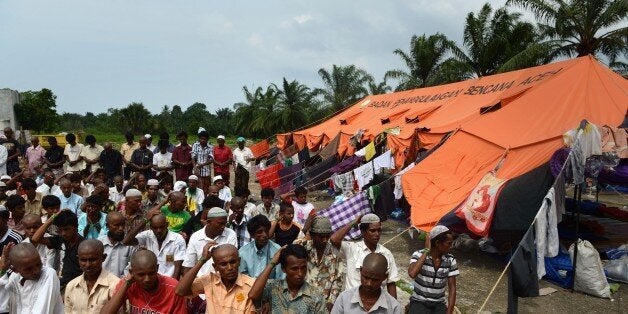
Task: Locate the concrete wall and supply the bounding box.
[0,89,18,130]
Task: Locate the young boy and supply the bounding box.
[213,175,232,202]
[282,186,315,226]
[41,195,61,235]
[253,187,280,220]
[269,203,303,247]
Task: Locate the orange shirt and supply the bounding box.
[191,272,255,314]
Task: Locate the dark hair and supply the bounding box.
[247,215,271,235]
[85,195,103,206]
[260,187,275,198]
[157,139,169,149]
[85,134,96,145]
[234,187,250,198]
[202,195,224,209]
[42,195,61,208]
[294,186,307,197]
[65,133,76,142]
[159,132,169,140]
[279,202,293,213]
[69,173,82,183]
[176,130,188,138]
[53,211,78,228]
[431,230,453,247]
[0,210,8,220]
[47,136,57,144]
[125,131,134,139]
[21,178,37,190]
[198,130,209,139]
[4,195,25,211]
[358,222,372,233]
[279,244,308,266]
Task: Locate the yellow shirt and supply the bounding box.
[23,192,43,215]
[120,142,140,162]
[64,269,120,314]
[191,272,255,314]
[364,142,376,161]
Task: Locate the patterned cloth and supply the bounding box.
[302,240,345,307]
[318,192,370,240]
[260,280,326,314]
[229,215,251,249]
[409,250,459,303]
[256,163,283,189]
[191,142,213,177]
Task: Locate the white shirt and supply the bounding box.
[99,236,137,278]
[109,187,125,205]
[338,241,400,290]
[80,144,104,171]
[24,236,59,271]
[243,202,257,217]
[36,184,61,196]
[5,266,64,314]
[0,145,7,175]
[218,187,232,202]
[64,143,85,172]
[233,147,254,172]
[292,201,314,226]
[183,227,237,276]
[135,230,186,277]
[153,152,173,169]
[185,188,205,215]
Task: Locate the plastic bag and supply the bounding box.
[605,257,628,283]
[569,239,611,298]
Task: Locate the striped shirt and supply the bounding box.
[409,250,459,303]
[191,142,213,177]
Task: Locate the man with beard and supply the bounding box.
[0,242,64,313]
[238,215,283,279]
[99,212,136,278]
[124,214,186,279]
[77,195,107,239]
[185,175,205,215]
[101,250,187,314]
[64,240,120,314]
[331,253,401,314]
[176,243,256,313]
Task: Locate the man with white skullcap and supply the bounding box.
[122,189,146,233]
[407,225,458,313]
[185,175,205,215]
[142,179,163,212]
[331,213,399,298]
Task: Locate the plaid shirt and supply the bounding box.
[318,192,370,240]
[191,142,213,177]
[229,215,251,249]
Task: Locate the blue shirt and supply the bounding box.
[78,213,108,239]
[238,240,285,279]
[54,193,84,215]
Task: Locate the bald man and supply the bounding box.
[331,253,401,313]
[22,214,59,270]
[176,243,256,313]
[64,239,120,314]
[0,242,64,313]
[101,250,187,314]
[99,212,136,277]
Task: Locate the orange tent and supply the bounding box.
[402,56,627,231]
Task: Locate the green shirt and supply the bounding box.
[160,205,191,233]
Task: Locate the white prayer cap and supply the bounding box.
[125,189,142,198]
[212,175,223,183]
[198,127,206,134]
[429,225,450,239]
[174,181,187,191]
[0,175,11,181]
[360,213,380,224]
[207,207,228,218]
[217,135,225,140]
[188,175,199,181]
[144,134,152,139]
[147,179,159,186]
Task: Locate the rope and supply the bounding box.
[382,226,414,246]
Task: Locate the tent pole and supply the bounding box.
[571,183,582,291]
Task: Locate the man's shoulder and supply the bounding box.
[238,273,255,287]
[158,274,179,289]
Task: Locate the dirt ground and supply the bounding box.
[244,174,627,313]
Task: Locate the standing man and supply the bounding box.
[233,137,255,191]
[25,136,46,175]
[129,136,154,179]
[331,253,402,314]
[64,133,85,173]
[0,127,21,176]
[100,250,188,314]
[80,134,104,173]
[145,134,157,152]
[36,170,61,196]
[64,239,121,314]
[99,142,123,185]
[153,139,174,180]
[99,212,136,278]
[171,131,193,181]
[213,135,233,188]
[43,137,65,178]
[120,131,139,180]
[0,143,6,177]
[54,178,83,215]
[331,214,399,299]
[191,130,213,195]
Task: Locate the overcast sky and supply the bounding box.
[0,0,513,114]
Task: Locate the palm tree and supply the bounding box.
[368,78,392,95]
[507,0,627,62]
[274,78,312,133]
[451,3,540,77]
[233,85,280,138]
[314,65,373,113]
[385,33,460,90]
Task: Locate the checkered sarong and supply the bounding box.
[318,192,370,240]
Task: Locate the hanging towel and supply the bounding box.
[364,142,376,161]
[366,185,380,213]
[333,172,354,194]
[393,163,416,199]
[353,161,374,190]
[508,227,540,313]
[535,187,559,279]
[249,140,270,158]
[318,192,371,240]
[318,134,341,160]
[330,155,364,174]
[373,150,394,174]
[553,171,566,223]
[454,172,508,237]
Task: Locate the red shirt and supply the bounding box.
[172,144,193,180]
[118,274,187,314]
[213,145,233,174]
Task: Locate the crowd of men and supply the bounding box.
[0,126,459,314]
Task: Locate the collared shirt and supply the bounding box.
[64,269,120,314]
[171,144,193,180]
[229,215,251,249]
[5,266,64,314]
[183,227,237,275]
[191,272,256,314]
[99,149,123,178]
[26,145,46,173]
[64,143,86,171]
[239,240,284,279]
[142,195,164,213]
[78,213,108,239]
[339,241,400,290]
[213,145,232,174]
[185,188,205,215]
[23,192,44,215]
[331,286,402,314]
[302,240,345,306]
[109,186,125,205]
[54,192,84,215]
[153,151,174,177]
[233,147,254,172]
[36,183,61,196]
[218,186,232,202]
[409,250,459,303]
[136,230,186,277]
[80,144,104,171]
[24,236,60,271]
[130,148,154,176]
[120,142,140,162]
[261,279,326,314]
[191,142,213,177]
[122,209,147,234]
[251,202,280,220]
[99,235,137,278]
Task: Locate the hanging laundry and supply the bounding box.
[508,227,540,313]
[599,126,628,158]
[318,134,341,160]
[553,171,566,223]
[277,163,303,195]
[373,150,394,174]
[354,146,366,157]
[563,122,602,158]
[333,172,354,194]
[282,143,300,158]
[353,161,374,190]
[249,139,270,158]
[298,147,310,164]
[330,155,363,174]
[535,187,559,279]
[394,163,416,199]
[290,154,299,165]
[318,192,371,240]
[454,172,508,237]
[374,180,394,221]
[364,142,376,161]
[366,185,380,213]
[256,163,284,189]
[304,156,338,189]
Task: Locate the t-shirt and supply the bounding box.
[0,138,20,174]
[213,145,233,174]
[275,224,301,247]
[49,235,85,287]
[117,274,187,314]
[292,201,314,226]
[80,144,104,171]
[160,205,191,233]
[44,145,65,168]
[409,250,459,303]
[64,143,85,172]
